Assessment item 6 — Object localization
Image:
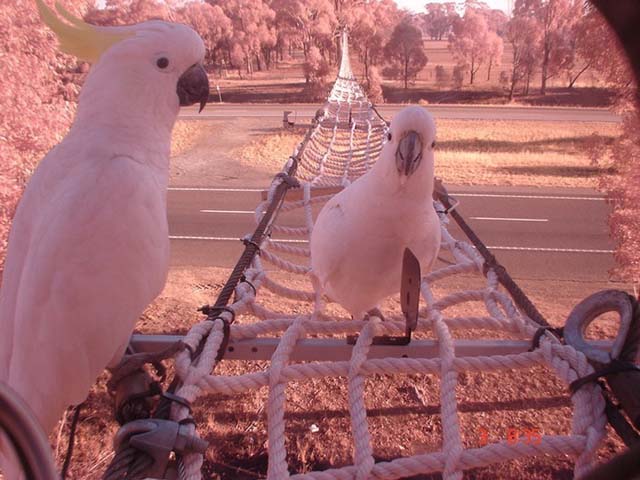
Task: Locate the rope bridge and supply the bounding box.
[96,31,640,480]
[144,169,608,480]
[296,30,387,187]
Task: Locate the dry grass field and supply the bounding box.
[47,114,633,479]
[213,41,615,106]
[233,119,620,188]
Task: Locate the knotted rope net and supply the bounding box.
[163,32,610,480]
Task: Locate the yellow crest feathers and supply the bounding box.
[35,0,134,63]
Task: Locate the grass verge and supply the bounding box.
[233,119,620,189]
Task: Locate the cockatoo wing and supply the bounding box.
[407,206,441,274]
[1,154,169,433]
[311,192,350,297]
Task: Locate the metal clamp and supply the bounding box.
[432,177,458,213]
[113,418,209,478]
[564,290,635,365]
[564,290,640,440]
[435,197,459,215]
[275,172,301,189]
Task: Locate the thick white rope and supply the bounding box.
[170,41,609,478]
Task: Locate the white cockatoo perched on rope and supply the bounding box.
[310,106,441,319]
[0,1,208,469]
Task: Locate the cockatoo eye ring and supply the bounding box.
[156,57,170,69]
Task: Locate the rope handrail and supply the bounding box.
[433,179,551,329]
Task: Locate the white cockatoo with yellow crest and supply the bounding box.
[0,2,209,475]
[310,106,441,320]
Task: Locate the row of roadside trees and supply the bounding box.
[84,1,623,102]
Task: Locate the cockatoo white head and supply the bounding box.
[36,1,209,129]
[376,106,437,191]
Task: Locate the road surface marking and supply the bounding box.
[200,209,255,214]
[169,236,613,253]
[169,187,263,192]
[487,246,613,254]
[452,193,605,201]
[179,113,312,118]
[199,211,549,223]
[169,187,605,201]
[169,235,306,244]
[471,217,548,222]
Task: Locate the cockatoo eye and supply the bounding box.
[431,140,436,149]
[156,57,170,69]
[387,132,392,141]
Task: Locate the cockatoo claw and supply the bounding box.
[364,307,385,322]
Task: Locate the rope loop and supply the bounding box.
[275,171,301,189]
[161,392,193,414]
[239,274,257,297]
[241,237,262,253]
[569,359,640,394]
[196,305,235,323]
[529,326,564,351]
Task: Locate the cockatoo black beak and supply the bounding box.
[177,63,209,112]
[395,130,423,176]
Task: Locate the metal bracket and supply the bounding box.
[113,418,208,478]
[564,289,640,441]
[433,177,459,215]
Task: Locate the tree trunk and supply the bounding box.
[568,62,592,88]
[363,50,369,84]
[509,65,517,101]
[540,37,550,95]
[487,57,493,81]
[509,46,519,101]
[404,58,409,89]
[470,59,475,85]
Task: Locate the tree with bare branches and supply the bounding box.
[448,7,492,85]
[346,0,401,85]
[514,0,582,94]
[423,2,458,40]
[384,19,428,89]
[505,14,540,99]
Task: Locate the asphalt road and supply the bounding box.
[167,185,617,282]
[179,103,620,123]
